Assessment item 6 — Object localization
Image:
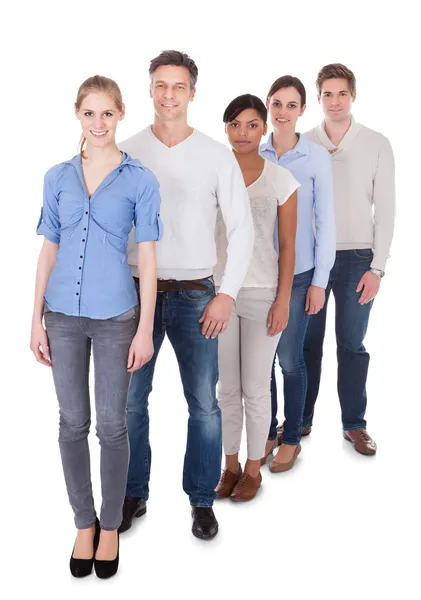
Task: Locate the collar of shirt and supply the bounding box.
[64,152,143,189]
[260,132,311,161]
[315,115,363,152]
[60,152,145,204]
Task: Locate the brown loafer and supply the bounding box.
[343,429,377,455]
[260,439,277,466]
[269,444,301,473]
[215,464,242,498]
[276,424,311,446]
[230,472,262,502]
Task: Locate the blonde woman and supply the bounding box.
[30,76,162,578]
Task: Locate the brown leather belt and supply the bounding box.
[133,277,209,292]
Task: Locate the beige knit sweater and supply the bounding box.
[305,117,395,271]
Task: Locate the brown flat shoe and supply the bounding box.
[230,472,262,502]
[276,424,311,446]
[269,444,301,473]
[215,464,242,498]
[343,429,377,455]
[260,439,277,466]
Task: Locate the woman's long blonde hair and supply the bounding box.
[75,75,123,157]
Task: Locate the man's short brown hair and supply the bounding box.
[149,50,198,89]
[316,63,356,95]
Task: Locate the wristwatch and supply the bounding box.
[370,268,385,279]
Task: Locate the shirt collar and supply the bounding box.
[64,151,141,169]
[260,132,310,157]
[315,115,363,151]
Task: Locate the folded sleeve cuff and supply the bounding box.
[36,221,60,245]
[134,218,163,243]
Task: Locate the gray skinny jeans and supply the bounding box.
[45,305,138,530]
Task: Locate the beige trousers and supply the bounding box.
[217,288,281,460]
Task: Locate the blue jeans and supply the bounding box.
[126,277,221,507]
[269,269,313,444]
[303,250,374,430]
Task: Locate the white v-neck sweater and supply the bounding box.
[120,127,254,299]
[305,118,395,271]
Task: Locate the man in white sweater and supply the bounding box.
[118,51,254,539]
[302,63,395,455]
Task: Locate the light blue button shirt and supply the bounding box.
[260,133,336,288]
[37,152,162,319]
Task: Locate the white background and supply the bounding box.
[2,1,420,598]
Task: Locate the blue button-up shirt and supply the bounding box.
[37,152,162,319]
[260,133,336,288]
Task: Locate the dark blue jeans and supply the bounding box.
[126,277,221,507]
[303,250,374,430]
[269,269,313,444]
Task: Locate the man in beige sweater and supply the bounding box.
[301,63,395,455]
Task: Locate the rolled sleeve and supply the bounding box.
[134,169,163,243]
[36,167,61,244]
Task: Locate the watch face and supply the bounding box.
[371,268,384,278]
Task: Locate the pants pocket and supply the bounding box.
[109,306,138,322]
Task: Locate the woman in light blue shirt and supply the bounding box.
[260,76,336,471]
[30,76,162,579]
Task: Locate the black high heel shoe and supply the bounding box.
[69,518,100,578]
[94,530,120,579]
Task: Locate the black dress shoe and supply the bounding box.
[118,497,147,533]
[191,507,218,541]
[70,518,100,578]
[94,532,119,579]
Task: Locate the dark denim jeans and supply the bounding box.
[269,269,313,444]
[126,277,221,507]
[303,249,374,430]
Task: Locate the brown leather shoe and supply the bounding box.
[276,424,311,446]
[269,444,301,473]
[230,472,262,502]
[215,464,242,498]
[343,429,377,455]
[260,439,277,466]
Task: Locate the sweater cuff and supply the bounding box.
[370,254,387,272]
[311,267,330,289]
[217,283,238,301]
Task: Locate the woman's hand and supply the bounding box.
[127,331,154,372]
[305,285,326,315]
[267,300,289,336]
[30,319,51,366]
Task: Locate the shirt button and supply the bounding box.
[83,228,86,231]
[79,266,81,270]
[85,211,88,215]
[82,239,85,242]
[76,293,79,296]
[119,168,123,172]
[80,255,83,259]
[77,282,80,285]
